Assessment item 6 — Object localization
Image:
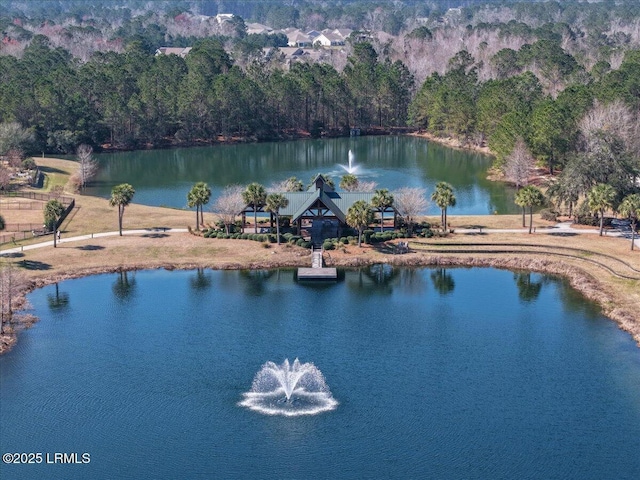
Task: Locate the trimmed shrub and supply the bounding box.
[22,158,37,170]
[363,229,374,244]
[322,240,335,250]
[340,237,349,244]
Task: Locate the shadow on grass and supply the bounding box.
[0,252,25,258]
[548,232,578,237]
[38,166,66,174]
[463,231,487,236]
[19,260,51,270]
[76,245,105,251]
[141,233,169,238]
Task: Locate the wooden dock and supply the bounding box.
[297,247,337,280]
[297,267,337,280]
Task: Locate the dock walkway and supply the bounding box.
[298,246,337,280]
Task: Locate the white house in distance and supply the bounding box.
[285,30,313,48]
[282,27,352,48]
[313,29,348,47]
[155,47,192,57]
[215,13,234,24]
[246,22,273,35]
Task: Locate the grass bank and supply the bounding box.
[0,157,638,353]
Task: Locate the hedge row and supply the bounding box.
[203,229,312,248]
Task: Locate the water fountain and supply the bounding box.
[339,149,360,174]
[239,358,338,416]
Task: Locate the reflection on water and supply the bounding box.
[2,267,639,480]
[86,136,519,214]
[514,271,543,302]
[112,271,136,301]
[431,268,456,295]
[189,268,212,291]
[46,283,69,311]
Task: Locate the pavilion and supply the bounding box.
[240,175,397,244]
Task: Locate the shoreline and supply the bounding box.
[2,243,639,355]
[1,156,638,354]
[408,131,494,157]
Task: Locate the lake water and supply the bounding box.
[1,267,639,479]
[86,136,519,214]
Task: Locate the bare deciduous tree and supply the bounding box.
[394,187,428,236]
[357,180,378,192]
[0,122,32,156]
[269,176,304,192]
[76,144,98,190]
[0,166,11,190]
[49,185,65,199]
[504,137,534,189]
[5,149,24,168]
[213,185,246,234]
[579,100,639,155]
[0,263,35,338]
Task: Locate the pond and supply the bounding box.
[85,136,519,214]
[1,267,639,479]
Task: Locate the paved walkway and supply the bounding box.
[0,228,188,255]
[0,223,638,256]
[454,221,639,248]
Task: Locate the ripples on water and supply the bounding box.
[1,267,639,479]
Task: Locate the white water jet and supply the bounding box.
[239,358,338,416]
[339,149,359,174]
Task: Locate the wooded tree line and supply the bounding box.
[410,47,640,201]
[0,36,413,153]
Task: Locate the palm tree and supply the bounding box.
[371,188,394,232]
[109,183,135,236]
[618,193,640,250]
[265,193,289,245]
[283,177,304,192]
[340,173,359,191]
[242,182,266,233]
[587,183,616,236]
[309,174,335,189]
[431,182,456,231]
[346,200,373,247]
[547,175,580,219]
[187,182,211,230]
[514,185,545,234]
